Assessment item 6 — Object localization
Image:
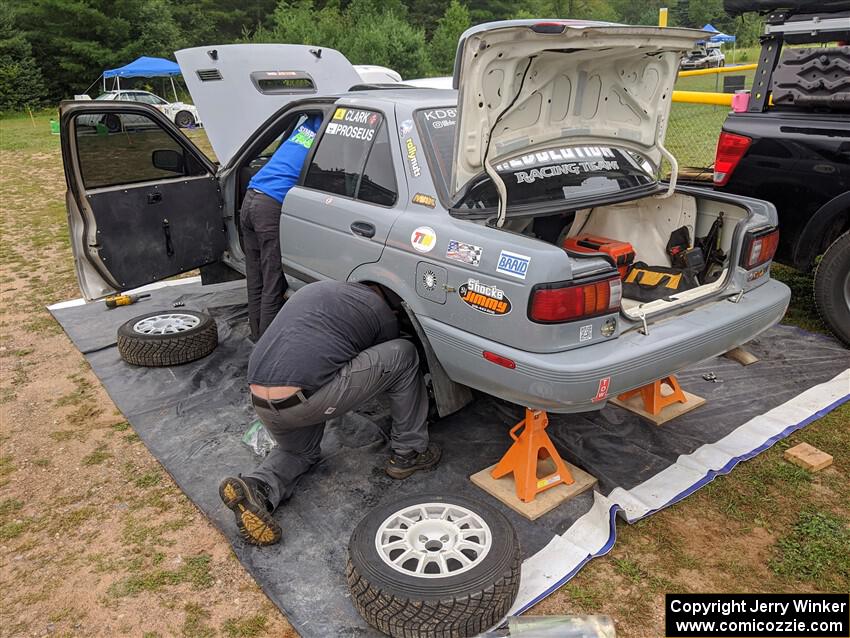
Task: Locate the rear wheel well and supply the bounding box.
[357,280,473,417]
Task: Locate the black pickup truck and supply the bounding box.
[715,2,850,346]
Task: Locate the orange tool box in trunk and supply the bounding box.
[562,234,636,278]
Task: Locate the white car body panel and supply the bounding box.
[175,44,362,166]
[354,65,403,83]
[450,20,704,197]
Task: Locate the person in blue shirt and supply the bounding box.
[241,113,323,340]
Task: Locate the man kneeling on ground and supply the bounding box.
[219,280,441,546]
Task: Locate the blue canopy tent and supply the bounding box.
[699,23,738,62]
[101,56,182,100]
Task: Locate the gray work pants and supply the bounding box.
[240,189,287,340]
[246,339,429,510]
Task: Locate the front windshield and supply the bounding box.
[94,93,116,101]
[415,107,657,211]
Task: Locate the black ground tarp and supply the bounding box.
[49,280,850,636]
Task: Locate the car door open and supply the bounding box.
[60,101,225,300]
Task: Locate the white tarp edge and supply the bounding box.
[509,368,850,615]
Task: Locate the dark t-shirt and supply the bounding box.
[247,281,398,390]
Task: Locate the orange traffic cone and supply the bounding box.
[491,408,574,503]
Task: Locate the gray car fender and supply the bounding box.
[348,263,474,418]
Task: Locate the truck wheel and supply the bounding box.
[175,110,195,128]
[117,310,218,366]
[814,231,850,347]
[347,494,520,638]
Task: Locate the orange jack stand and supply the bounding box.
[490,409,574,503]
[616,374,687,416]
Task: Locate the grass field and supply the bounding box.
[0,110,847,637]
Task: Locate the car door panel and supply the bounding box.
[60,101,224,300]
[85,179,222,289]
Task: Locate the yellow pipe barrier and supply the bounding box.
[678,63,758,77]
[672,90,734,106]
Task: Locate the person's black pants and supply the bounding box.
[246,339,430,510]
[240,189,287,340]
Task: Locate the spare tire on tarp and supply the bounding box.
[347,493,520,638]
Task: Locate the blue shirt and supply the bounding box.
[248,114,322,204]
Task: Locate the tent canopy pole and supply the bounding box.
[170,76,179,102]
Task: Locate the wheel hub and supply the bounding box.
[375,502,492,579]
[133,313,200,335]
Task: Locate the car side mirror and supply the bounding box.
[152,149,184,173]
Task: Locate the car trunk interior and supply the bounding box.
[504,192,750,318]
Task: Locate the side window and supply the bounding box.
[357,124,397,206]
[304,108,386,200]
[74,112,207,189]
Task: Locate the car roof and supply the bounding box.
[335,87,457,108]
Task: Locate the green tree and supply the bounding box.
[428,0,470,75]
[0,4,46,111]
[343,4,429,79]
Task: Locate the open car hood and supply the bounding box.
[175,44,361,165]
[450,21,704,199]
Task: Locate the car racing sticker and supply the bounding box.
[405,138,422,177]
[422,268,438,291]
[458,278,511,316]
[412,193,436,208]
[496,250,530,280]
[494,146,620,184]
[422,108,456,130]
[579,324,593,342]
[410,226,436,253]
[326,108,380,141]
[446,240,482,267]
[399,119,414,136]
[591,377,611,403]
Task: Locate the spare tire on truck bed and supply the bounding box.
[347,493,520,638]
[117,310,218,366]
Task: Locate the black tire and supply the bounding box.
[117,310,218,366]
[347,493,520,638]
[175,110,195,128]
[102,113,121,133]
[814,231,850,348]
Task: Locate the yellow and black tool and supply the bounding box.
[104,293,150,309]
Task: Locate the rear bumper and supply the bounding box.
[421,279,791,413]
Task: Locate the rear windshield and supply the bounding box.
[415,107,656,211]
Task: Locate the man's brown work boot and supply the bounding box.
[385,443,442,479]
[218,476,281,546]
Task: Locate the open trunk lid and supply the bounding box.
[449,20,704,202]
[175,44,361,165]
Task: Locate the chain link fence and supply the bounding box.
[665,68,755,172]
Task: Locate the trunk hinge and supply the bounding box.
[656,141,678,199]
[486,154,509,228]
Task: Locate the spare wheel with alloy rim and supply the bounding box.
[117,310,218,366]
[347,493,520,638]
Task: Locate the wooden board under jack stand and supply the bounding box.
[723,346,759,366]
[611,390,706,426]
[471,458,597,521]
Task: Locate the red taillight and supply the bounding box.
[529,277,621,323]
[741,228,780,270]
[713,131,751,187]
[483,351,516,369]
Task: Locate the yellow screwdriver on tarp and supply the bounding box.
[104,293,150,309]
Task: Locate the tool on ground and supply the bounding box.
[491,408,574,503]
[617,375,688,416]
[104,293,150,309]
[562,234,635,278]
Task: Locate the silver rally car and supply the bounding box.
[59,20,791,414]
